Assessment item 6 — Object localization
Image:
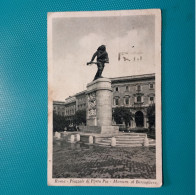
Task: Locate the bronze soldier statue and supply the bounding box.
[87,45,109,81]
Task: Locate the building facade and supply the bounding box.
[64,96,76,124]
[53,73,155,128]
[111,74,155,128]
[53,101,66,116]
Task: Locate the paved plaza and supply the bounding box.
[53,140,156,179]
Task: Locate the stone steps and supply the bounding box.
[96,134,145,147]
[117,140,145,144]
[96,142,110,146]
[96,142,143,147]
[98,135,146,139]
[117,133,146,136]
[99,139,144,144]
[115,137,145,140]
[115,136,146,139]
[96,141,144,147]
[116,143,143,147]
[95,133,156,147]
[100,139,111,143]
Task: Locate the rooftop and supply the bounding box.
[110,73,155,84]
[53,101,65,105]
[65,96,76,105]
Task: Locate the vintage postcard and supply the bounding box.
[48,9,162,187]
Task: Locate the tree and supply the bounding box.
[147,103,155,131]
[74,110,86,125]
[112,107,133,128]
[53,111,68,132]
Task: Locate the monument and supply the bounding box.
[87,45,109,81]
[80,45,119,134]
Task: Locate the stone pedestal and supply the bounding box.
[80,78,119,134]
[111,137,116,147]
[143,135,149,146]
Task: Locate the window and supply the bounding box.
[125,97,129,105]
[114,97,120,106]
[137,96,141,103]
[137,85,141,91]
[54,106,56,110]
[126,86,129,91]
[62,112,64,116]
[116,87,118,91]
[149,84,154,89]
[150,97,154,101]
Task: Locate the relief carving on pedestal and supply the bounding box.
[87,92,96,117]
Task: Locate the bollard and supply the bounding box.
[55,132,61,139]
[144,135,149,146]
[70,135,75,143]
[57,132,61,139]
[60,132,64,138]
[89,135,93,144]
[76,134,80,142]
[111,137,116,147]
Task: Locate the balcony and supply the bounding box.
[133,102,144,108]
[136,88,141,93]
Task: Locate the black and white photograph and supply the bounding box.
[47,9,162,187]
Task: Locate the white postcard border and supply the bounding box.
[47,9,162,187]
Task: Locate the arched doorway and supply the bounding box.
[135,111,144,127]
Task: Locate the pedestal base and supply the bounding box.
[80,125,119,134]
[83,78,119,135]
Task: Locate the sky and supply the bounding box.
[52,15,155,101]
